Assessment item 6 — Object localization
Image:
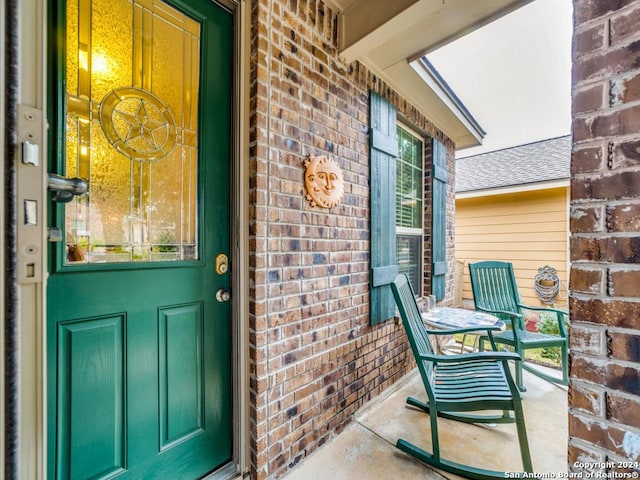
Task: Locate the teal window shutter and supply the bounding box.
[370,92,398,324]
[432,138,447,301]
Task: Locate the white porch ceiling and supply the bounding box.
[326,0,534,149]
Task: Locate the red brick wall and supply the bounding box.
[570,0,640,471]
[248,1,456,478]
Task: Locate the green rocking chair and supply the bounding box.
[390,273,533,479]
[469,261,569,391]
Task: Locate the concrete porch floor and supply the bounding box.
[283,365,568,479]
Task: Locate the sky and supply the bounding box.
[427,0,573,158]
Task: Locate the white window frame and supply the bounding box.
[395,123,424,296]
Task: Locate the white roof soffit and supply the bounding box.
[407,57,484,148]
[337,0,533,148]
[456,179,570,199]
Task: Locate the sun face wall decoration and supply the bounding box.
[303,154,345,208]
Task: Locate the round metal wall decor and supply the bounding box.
[303,154,345,208]
[99,86,177,161]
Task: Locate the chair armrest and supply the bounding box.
[425,325,503,336]
[476,306,522,320]
[418,351,522,364]
[475,307,524,338]
[517,303,567,316]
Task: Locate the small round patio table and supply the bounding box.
[421,307,505,354]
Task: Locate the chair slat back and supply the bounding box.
[469,261,521,321]
[390,274,436,399]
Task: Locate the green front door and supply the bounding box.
[47,0,234,478]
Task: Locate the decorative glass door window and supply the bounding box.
[64,0,200,264]
[396,125,424,291]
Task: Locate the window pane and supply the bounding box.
[396,127,423,229]
[397,234,421,293]
[64,0,200,264]
[395,126,424,294]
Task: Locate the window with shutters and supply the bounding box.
[395,125,424,294]
[369,91,448,323]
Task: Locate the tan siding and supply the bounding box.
[455,187,569,307]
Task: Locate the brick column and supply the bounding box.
[570,0,640,471]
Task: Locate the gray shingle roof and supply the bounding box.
[455,135,571,193]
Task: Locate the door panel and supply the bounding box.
[57,315,126,479]
[47,0,234,478]
[158,302,204,450]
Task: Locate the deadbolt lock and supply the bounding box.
[215,253,229,275]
